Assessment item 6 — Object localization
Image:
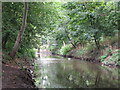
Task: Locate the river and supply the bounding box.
[34,56,119,88]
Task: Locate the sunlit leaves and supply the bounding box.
[3,2,119,56]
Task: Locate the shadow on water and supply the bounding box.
[34,57,119,88]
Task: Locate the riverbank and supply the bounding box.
[56,37,120,67]
[2,58,37,89]
[52,46,120,68]
[52,53,100,62]
[69,46,120,67]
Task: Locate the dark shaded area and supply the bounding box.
[2,63,37,88]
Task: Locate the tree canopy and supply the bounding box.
[2,1,119,58]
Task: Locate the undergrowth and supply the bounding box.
[60,44,72,55]
[68,35,119,66]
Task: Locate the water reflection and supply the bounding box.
[35,58,119,88]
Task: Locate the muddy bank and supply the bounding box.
[2,58,38,89]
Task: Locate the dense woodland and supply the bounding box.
[2,2,120,65]
[2,1,120,88]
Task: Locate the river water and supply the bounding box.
[34,56,119,88]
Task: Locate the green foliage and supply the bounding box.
[86,44,96,52]
[107,47,112,54]
[100,49,120,65]
[60,44,72,55]
[2,2,59,59]
[48,45,60,53]
[26,49,36,58]
[2,2,119,65]
[75,48,86,56]
[99,54,108,62]
[34,63,39,70]
[60,2,118,50]
[110,36,118,45]
[17,48,36,58]
[109,49,120,65]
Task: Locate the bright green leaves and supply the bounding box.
[61,2,118,49]
[60,44,72,55]
[2,2,60,58]
[3,2,119,58]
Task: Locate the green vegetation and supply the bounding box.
[2,2,120,88]
[75,48,86,56]
[60,44,72,55]
[2,2,59,60]
[70,36,119,65]
[101,49,120,66]
[100,55,108,62]
[2,2,120,66]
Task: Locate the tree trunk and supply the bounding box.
[93,36,100,50]
[95,71,101,87]
[2,33,10,49]
[37,48,40,58]
[65,30,76,48]
[118,2,120,49]
[10,2,28,58]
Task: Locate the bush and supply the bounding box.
[75,48,86,56]
[48,45,60,53]
[109,49,120,65]
[100,49,120,66]
[17,48,36,59]
[99,54,108,62]
[28,49,36,58]
[60,44,72,55]
[110,36,118,45]
[86,44,96,52]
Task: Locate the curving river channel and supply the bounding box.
[34,56,119,88]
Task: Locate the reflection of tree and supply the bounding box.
[94,71,101,87]
[35,59,119,88]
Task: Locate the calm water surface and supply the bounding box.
[34,57,119,88]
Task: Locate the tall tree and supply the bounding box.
[10,2,28,58]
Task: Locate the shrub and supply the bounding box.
[17,48,36,59]
[48,45,60,53]
[99,54,108,62]
[110,36,118,45]
[60,44,72,55]
[109,49,120,65]
[100,49,120,66]
[86,44,96,52]
[75,48,86,56]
